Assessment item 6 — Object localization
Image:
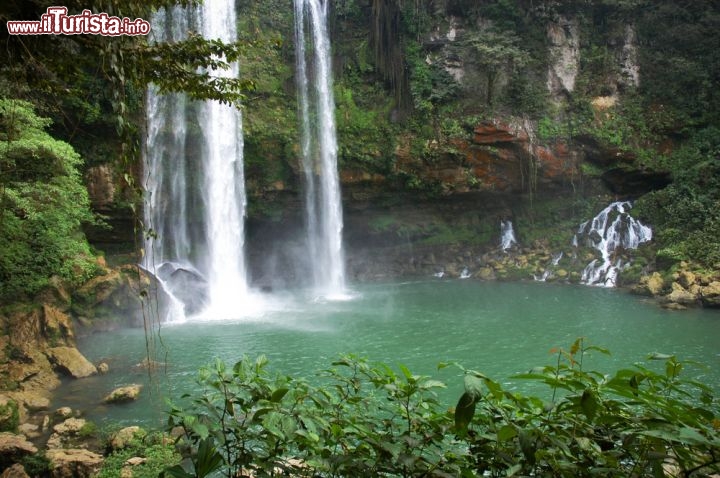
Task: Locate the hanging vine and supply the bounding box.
[370,0,412,115]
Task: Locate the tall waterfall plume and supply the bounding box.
[144,1,252,320]
[294,0,347,298]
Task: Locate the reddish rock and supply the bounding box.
[473,121,529,144]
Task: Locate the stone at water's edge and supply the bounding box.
[45,347,97,379]
[46,448,104,478]
[0,432,37,464]
[664,282,699,307]
[0,463,30,478]
[103,384,142,404]
[700,281,720,308]
[52,417,87,436]
[109,426,145,451]
[633,272,665,297]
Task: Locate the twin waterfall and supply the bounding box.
[294,0,347,298]
[144,0,345,320]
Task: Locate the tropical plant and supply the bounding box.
[165,342,720,477]
[0,98,98,301]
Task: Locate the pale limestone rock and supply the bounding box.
[97,362,110,374]
[620,24,640,88]
[665,282,698,306]
[0,432,38,458]
[547,15,580,100]
[476,267,495,281]
[103,384,142,404]
[109,426,145,450]
[17,423,40,439]
[46,448,104,478]
[700,281,720,308]
[0,464,30,478]
[636,272,665,296]
[678,270,696,289]
[55,407,73,419]
[23,395,49,412]
[45,347,97,379]
[53,417,87,435]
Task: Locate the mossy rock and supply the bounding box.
[0,398,19,433]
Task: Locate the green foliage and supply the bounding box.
[20,453,51,477]
[406,41,460,117]
[78,421,98,438]
[637,127,720,267]
[99,433,181,478]
[166,346,720,477]
[0,399,19,432]
[167,355,456,477]
[463,29,530,108]
[637,1,720,128]
[0,99,98,301]
[335,84,394,172]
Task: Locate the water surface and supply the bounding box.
[56,280,720,428]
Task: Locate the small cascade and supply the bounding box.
[534,270,552,282]
[460,267,471,279]
[294,0,346,298]
[576,201,652,287]
[552,251,564,266]
[500,220,517,252]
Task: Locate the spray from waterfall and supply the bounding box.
[144,0,255,321]
[294,0,347,298]
[576,201,652,287]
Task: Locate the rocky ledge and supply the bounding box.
[632,263,720,310]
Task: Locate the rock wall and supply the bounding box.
[547,15,580,102]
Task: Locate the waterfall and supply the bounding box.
[144,0,251,320]
[294,0,346,298]
[500,220,517,252]
[576,201,652,287]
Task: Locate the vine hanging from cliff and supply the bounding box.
[370,0,412,116]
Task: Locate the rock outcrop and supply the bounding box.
[0,463,30,478]
[0,432,37,466]
[45,347,97,379]
[46,448,104,478]
[547,15,580,102]
[103,384,142,404]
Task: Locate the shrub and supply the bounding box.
[164,343,720,478]
[0,98,98,301]
[99,432,180,478]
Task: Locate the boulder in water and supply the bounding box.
[103,384,142,404]
[45,347,97,379]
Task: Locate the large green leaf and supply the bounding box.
[454,391,476,436]
[194,437,224,478]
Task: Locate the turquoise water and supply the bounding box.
[54,280,720,428]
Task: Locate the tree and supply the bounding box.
[464,29,530,107]
[0,99,98,301]
[0,0,255,150]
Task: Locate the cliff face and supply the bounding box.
[83,1,719,298]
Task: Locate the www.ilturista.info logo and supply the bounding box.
[6,6,150,36]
